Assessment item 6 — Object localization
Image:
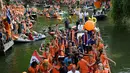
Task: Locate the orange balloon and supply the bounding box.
[84,21,95,31]
[94,1,101,9]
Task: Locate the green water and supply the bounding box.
[0,16,130,73]
[98,20,130,73]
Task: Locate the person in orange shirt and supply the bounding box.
[60,39,65,51]
[52,61,60,73]
[99,50,116,67]
[67,61,74,71]
[95,62,109,73]
[28,61,38,73]
[77,55,95,73]
[71,29,75,43]
[2,19,11,40]
[39,59,53,73]
[94,63,104,73]
[49,42,55,57]
[88,55,96,73]
[83,54,89,62]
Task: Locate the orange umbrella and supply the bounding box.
[84,20,95,31]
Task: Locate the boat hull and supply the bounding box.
[14,34,46,43]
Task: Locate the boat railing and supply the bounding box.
[0,38,4,51]
[0,38,14,55]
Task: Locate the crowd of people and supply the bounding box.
[26,0,114,73]
[28,15,115,73]
[42,4,61,19]
[0,4,38,43]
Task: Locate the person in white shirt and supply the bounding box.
[67,65,80,73]
[78,22,83,31]
[84,11,89,22]
[79,11,83,22]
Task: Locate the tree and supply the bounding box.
[111,0,130,25]
[5,0,10,5]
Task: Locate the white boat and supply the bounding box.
[14,34,46,43]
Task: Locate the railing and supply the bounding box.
[0,38,4,52]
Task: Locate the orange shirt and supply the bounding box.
[100,54,108,66]
[49,46,55,57]
[68,64,73,71]
[103,69,109,73]
[88,51,96,59]
[71,30,75,42]
[3,22,10,31]
[28,66,37,73]
[77,59,89,73]
[48,54,53,64]
[60,44,65,51]
[3,22,11,36]
[42,52,48,59]
[100,54,106,63]
[95,69,109,73]
[83,55,89,62]
[95,70,104,73]
[52,65,60,73]
[39,64,52,73]
[23,23,26,33]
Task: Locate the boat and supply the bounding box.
[83,6,107,21]
[43,4,51,8]
[0,39,14,55]
[27,24,112,73]
[13,33,46,43]
[93,14,107,21]
[30,14,37,20]
[76,27,111,73]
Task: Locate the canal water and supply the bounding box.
[0,16,130,73]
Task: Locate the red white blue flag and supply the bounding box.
[30,50,41,65]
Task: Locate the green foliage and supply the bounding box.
[5,0,10,5]
[111,0,130,25]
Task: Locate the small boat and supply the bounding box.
[93,14,107,21]
[43,4,51,8]
[29,14,37,20]
[84,6,107,21]
[14,34,46,43]
[0,39,14,55]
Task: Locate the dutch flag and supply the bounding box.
[30,50,41,65]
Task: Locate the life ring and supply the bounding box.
[88,17,97,23]
[92,17,97,23]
